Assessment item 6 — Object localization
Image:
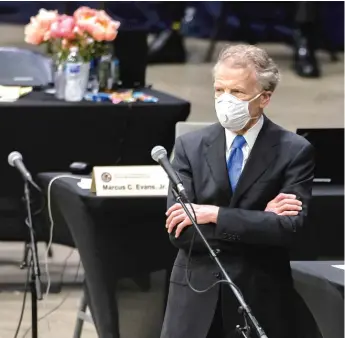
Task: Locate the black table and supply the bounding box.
[37,173,177,338]
[0,89,190,242]
[36,173,344,338]
[309,184,344,259]
[291,261,344,338]
[290,184,344,260]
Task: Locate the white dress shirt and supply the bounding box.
[225,115,264,171]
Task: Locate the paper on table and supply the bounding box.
[332,265,345,270]
[0,85,32,101]
[77,178,92,190]
[0,97,18,102]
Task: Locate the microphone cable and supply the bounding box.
[180,200,245,298]
[44,175,84,307]
[13,184,46,338]
[182,202,250,334]
[13,253,30,338]
[21,255,82,338]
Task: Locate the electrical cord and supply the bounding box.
[22,183,46,260]
[23,182,46,220]
[12,173,84,338]
[45,248,77,332]
[11,173,46,338]
[13,180,46,337]
[44,175,85,309]
[183,201,251,338]
[58,248,77,288]
[21,258,82,338]
[20,175,75,333]
[13,255,31,338]
[183,201,245,299]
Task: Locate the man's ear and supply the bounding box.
[260,91,272,108]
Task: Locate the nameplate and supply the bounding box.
[91,166,169,197]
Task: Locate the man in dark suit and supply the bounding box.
[160,44,315,338]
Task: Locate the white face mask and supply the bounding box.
[215,92,262,131]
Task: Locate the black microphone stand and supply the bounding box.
[172,188,268,338]
[24,181,43,338]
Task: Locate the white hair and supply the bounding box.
[213,44,281,92]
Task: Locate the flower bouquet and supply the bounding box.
[24,7,120,99]
[24,7,120,63]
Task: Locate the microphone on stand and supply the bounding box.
[150,145,268,338]
[8,151,32,181]
[151,145,188,201]
[7,151,43,338]
[8,151,41,191]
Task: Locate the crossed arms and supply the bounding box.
[166,137,315,250]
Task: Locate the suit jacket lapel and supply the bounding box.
[205,124,233,203]
[230,116,280,207]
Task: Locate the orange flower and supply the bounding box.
[74,7,120,42]
[35,9,58,30]
[74,6,97,22]
[24,20,45,45]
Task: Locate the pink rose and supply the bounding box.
[50,15,76,40]
[104,20,120,41]
[75,9,120,42]
[24,20,45,45]
[97,10,120,40]
[73,25,84,36]
[36,9,58,29]
[24,9,58,45]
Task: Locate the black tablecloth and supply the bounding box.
[308,184,343,259]
[36,172,344,338]
[291,184,344,260]
[0,89,190,241]
[38,173,176,338]
[291,261,344,338]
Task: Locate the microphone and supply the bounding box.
[151,146,188,201]
[8,151,40,191]
[8,151,32,181]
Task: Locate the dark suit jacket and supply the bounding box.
[160,116,315,338]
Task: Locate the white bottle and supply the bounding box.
[64,47,83,102]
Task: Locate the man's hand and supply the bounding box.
[166,203,219,238]
[265,193,302,216]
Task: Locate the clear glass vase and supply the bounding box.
[80,62,90,93]
[54,63,65,100]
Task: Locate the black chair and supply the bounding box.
[204,1,339,73]
[0,47,53,88]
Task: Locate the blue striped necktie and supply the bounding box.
[227,135,246,191]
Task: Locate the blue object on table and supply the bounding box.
[84,92,110,102]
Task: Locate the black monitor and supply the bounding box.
[296,128,344,184]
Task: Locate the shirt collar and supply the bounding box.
[225,114,264,151]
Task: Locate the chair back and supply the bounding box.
[175,121,213,139]
[171,121,213,160]
[0,47,53,87]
